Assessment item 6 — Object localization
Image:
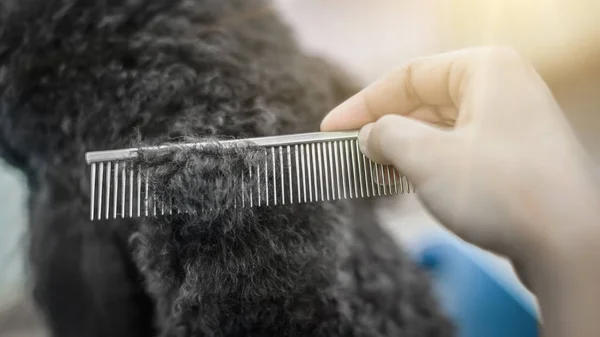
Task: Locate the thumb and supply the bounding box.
[358,115,456,184]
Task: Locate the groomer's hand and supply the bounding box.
[321,47,600,337]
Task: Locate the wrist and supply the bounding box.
[531,246,600,337]
[525,158,600,337]
[527,155,600,261]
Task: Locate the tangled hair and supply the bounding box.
[0,0,455,336]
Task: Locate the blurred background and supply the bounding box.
[2,0,599,335]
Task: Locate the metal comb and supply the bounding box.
[85,130,414,220]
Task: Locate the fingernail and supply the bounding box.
[358,123,373,156]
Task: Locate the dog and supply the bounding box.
[0,0,455,336]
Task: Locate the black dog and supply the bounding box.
[0,0,455,336]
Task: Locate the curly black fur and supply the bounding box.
[0,0,455,336]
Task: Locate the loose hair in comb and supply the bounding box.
[85,131,415,220]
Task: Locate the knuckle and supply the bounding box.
[388,63,421,103]
[403,63,421,104]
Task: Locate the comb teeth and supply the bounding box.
[86,132,415,220]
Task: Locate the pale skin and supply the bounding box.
[321,47,600,337]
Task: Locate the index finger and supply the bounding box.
[319,47,524,131]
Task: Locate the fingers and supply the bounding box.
[321,49,471,131]
[320,46,535,132]
[358,115,456,184]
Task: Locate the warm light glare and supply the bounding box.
[435,0,600,76]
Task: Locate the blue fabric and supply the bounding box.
[0,164,27,300]
[412,232,539,337]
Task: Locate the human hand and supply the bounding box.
[321,47,600,282]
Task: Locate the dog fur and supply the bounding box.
[0,0,455,336]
